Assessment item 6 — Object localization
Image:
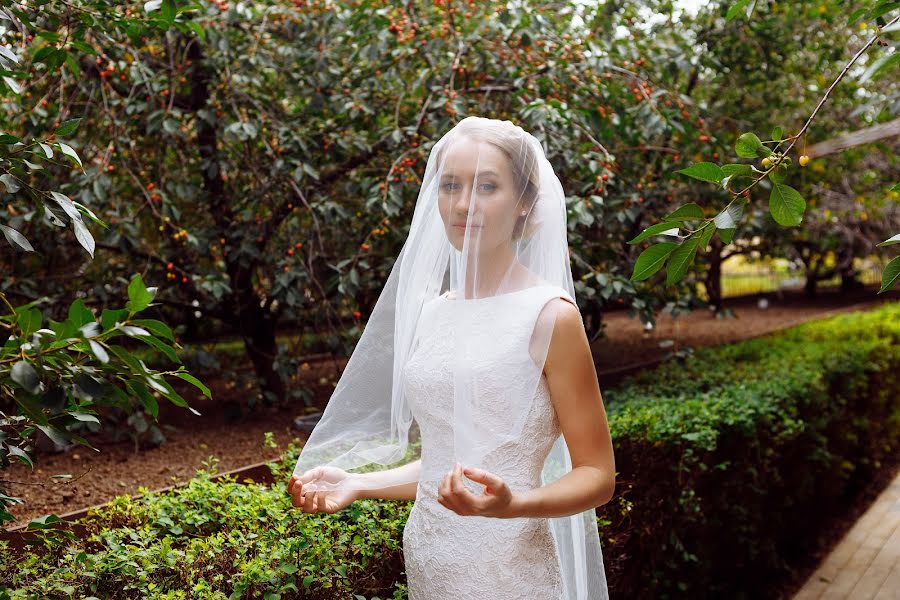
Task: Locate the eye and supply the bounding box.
[441,182,460,192]
[478,182,497,193]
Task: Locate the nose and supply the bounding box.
[452,184,477,217]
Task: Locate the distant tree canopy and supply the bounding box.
[1,0,897,411]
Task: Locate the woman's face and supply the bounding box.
[437,137,522,253]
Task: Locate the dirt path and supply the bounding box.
[4,285,897,528]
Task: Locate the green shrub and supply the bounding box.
[2,302,898,599]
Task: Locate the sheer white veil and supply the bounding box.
[293,116,609,599]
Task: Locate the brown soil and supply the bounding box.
[4,284,898,529]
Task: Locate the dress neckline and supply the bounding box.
[439,283,555,302]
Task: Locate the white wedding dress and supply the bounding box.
[400,284,574,599]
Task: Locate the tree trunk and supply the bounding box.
[705,249,723,312]
[187,40,287,407]
[239,298,285,406]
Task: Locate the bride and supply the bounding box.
[288,116,614,599]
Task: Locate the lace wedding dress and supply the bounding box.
[400,284,574,599]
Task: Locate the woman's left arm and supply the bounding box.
[436,297,616,520]
[504,297,616,519]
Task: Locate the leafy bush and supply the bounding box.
[1,303,897,599]
[0,274,209,524]
[1,448,409,600]
[601,301,900,597]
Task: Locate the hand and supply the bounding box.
[436,462,517,519]
[288,466,358,515]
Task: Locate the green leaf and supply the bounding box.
[720,163,754,178]
[6,445,33,469]
[150,375,200,415]
[70,412,100,425]
[54,118,82,137]
[713,202,744,230]
[718,228,736,244]
[127,273,154,313]
[627,222,681,245]
[89,340,109,363]
[3,75,21,95]
[16,306,42,336]
[768,183,806,226]
[725,0,752,20]
[135,334,181,364]
[771,126,783,142]
[127,379,159,420]
[72,219,95,258]
[174,371,212,399]
[631,242,678,282]
[130,319,175,342]
[57,142,83,168]
[0,174,20,193]
[735,132,763,158]
[49,191,83,222]
[72,201,108,228]
[768,162,788,184]
[666,238,700,285]
[36,424,68,446]
[1,224,34,251]
[876,233,900,247]
[674,162,723,184]
[68,298,94,328]
[664,203,705,221]
[161,0,176,24]
[100,308,130,332]
[13,360,42,392]
[878,255,900,294]
[108,345,148,375]
[698,223,717,252]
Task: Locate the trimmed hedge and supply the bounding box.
[602,301,900,597]
[1,302,898,599]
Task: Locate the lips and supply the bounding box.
[453,223,482,229]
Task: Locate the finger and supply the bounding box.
[450,463,464,496]
[463,466,500,493]
[452,464,480,509]
[439,471,451,498]
[288,475,299,495]
[298,467,322,485]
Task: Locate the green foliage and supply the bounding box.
[1,452,410,600]
[0,273,208,524]
[2,303,897,598]
[602,301,900,596]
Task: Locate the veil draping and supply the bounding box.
[293,116,609,599]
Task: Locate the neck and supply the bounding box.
[461,243,517,298]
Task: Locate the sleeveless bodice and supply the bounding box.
[399,284,573,599]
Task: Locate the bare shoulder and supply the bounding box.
[544,296,586,370]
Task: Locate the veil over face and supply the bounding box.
[293,116,609,600]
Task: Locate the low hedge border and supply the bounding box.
[1,302,897,599]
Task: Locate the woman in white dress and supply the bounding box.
[288,117,614,599]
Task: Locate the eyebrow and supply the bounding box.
[441,169,500,178]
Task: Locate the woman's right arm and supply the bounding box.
[353,458,421,502]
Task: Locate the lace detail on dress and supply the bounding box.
[399,285,572,599]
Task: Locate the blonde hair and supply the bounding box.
[436,117,541,240]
